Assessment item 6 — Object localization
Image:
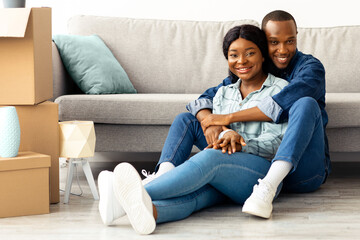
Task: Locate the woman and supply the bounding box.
[98,24,289,235]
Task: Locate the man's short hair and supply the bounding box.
[261,10,297,31]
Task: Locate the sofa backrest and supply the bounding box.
[67,16,258,94]
[297,26,360,93]
[68,16,360,94]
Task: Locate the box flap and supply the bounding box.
[0,152,51,171]
[0,8,31,37]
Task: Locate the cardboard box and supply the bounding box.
[0,152,50,218]
[0,8,52,105]
[14,101,59,203]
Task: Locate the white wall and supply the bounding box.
[7,0,360,35]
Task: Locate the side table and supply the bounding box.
[59,121,99,204]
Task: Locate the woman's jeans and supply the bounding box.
[157,97,327,191]
[147,149,276,223]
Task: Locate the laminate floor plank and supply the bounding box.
[1,165,359,239]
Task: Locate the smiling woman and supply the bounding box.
[224,25,268,98]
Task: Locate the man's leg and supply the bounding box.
[142,112,207,184]
[156,112,207,170]
[273,97,327,193]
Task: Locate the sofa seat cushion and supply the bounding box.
[326,93,360,128]
[55,94,200,125]
[55,93,360,128]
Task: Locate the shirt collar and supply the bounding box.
[228,73,273,91]
[268,49,299,79]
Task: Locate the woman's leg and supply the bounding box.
[112,150,276,234]
[272,97,327,193]
[146,149,275,204]
[154,184,227,224]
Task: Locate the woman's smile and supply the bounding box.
[235,66,253,74]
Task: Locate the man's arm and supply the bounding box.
[261,58,326,123]
[186,76,233,116]
[195,109,223,145]
[201,106,271,129]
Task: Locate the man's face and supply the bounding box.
[264,20,297,69]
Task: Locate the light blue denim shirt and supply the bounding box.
[213,74,288,160]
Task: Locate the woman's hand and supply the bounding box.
[206,130,246,154]
[201,114,231,131]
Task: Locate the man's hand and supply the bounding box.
[196,109,224,145]
[206,130,246,154]
[203,125,223,145]
[201,114,231,131]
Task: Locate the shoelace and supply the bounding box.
[141,169,156,180]
[254,179,274,202]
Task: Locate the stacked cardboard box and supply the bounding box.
[0,7,59,217]
[0,152,51,217]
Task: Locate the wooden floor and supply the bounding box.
[1,162,360,240]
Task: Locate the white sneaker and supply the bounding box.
[98,170,126,225]
[113,163,156,235]
[242,179,276,219]
[141,170,157,185]
[142,162,175,185]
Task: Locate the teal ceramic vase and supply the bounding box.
[0,106,21,158]
[2,0,26,8]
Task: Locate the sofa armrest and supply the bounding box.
[50,41,83,101]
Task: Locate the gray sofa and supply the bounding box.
[53,15,360,162]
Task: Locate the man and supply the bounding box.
[139,10,330,218]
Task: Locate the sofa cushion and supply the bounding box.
[67,16,259,94]
[55,94,200,125]
[52,34,137,94]
[55,93,360,128]
[298,26,360,93]
[325,93,360,128]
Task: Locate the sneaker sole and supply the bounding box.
[242,199,272,219]
[113,163,156,235]
[98,171,116,225]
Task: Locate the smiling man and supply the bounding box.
[265,20,297,69]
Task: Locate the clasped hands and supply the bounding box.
[201,114,246,155]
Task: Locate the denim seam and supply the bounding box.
[155,185,217,208]
[163,118,199,165]
[172,160,266,197]
[286,174,325,188]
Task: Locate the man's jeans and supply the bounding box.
[157,96,327,188]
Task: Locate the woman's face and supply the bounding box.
[227,37,265,82]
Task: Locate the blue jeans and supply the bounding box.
[274,97,327,192]
[156,97,328,192]
[146,149,278,223]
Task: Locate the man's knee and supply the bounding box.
[174,112,197,123]
[290,97,320,117]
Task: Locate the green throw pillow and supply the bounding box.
[53,34,137,94]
